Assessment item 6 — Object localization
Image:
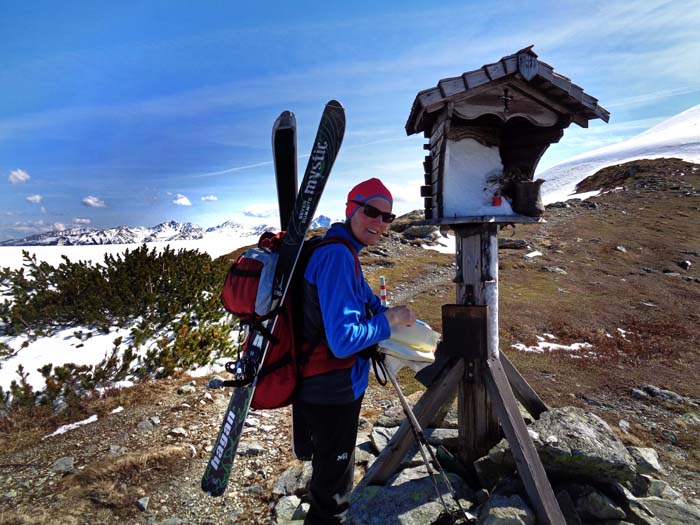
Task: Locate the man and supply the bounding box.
[295,178,415,524]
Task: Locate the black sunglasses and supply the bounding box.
[351,200,396,223]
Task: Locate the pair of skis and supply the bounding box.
[201,101,345,497]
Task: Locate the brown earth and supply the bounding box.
[1,158,699,524]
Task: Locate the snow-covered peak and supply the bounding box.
[146,221,203,241]
[540,104,700,203]
[310,215,332,229]
[1,216,334,247]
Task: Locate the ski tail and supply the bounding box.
[201,100,345,497]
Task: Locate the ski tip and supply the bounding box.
[327,99,344,109]
[274,110,295,129]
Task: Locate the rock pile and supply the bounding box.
[272,401,700,524]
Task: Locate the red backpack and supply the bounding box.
[221,232,360,410]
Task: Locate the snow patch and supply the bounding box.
[512,333,593,354]
[43,414,98,440]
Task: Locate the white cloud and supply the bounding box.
[384,179,423,205]
[9,169,30,184]
[26,194,43,204]
[173,194,192,206]
[82,196,106,208]
[73,217,91,225]
[243,204,278,218]
[201,195,218,201]
[53,222,66,231]
[40,206,47,214]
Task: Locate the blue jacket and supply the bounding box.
[297,222,391,403]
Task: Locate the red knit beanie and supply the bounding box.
[345,178,393,219]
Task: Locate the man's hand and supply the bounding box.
[384,305,416,327]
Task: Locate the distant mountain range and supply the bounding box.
[0,216,335,247]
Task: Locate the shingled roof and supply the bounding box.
[406,46,610,136]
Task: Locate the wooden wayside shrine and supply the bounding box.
[361,47,609,525]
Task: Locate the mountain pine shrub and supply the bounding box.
[0,245,241,408]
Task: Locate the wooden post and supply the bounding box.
[456,224,565,524]
[455,224,501,464]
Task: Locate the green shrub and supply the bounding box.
[0,245,240,409]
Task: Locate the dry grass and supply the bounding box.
[58,445,194,511]
[0,377,177,454]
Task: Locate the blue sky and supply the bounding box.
[2,0,699,241]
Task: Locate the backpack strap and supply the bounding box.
[307,236,360,278]
[294,236,362,371]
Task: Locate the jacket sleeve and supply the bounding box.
[305,244,391,358]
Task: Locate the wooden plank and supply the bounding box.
[359,360,465,486]
[431,121,445,144]
[462,69,490,89]
[439,76,467,98]
[454,226,501,464]
[551,74,572,94]
[568,83,584,103]
[424,76,513,114]
[442,305,487,359]
[484,62,506,80]
[580,92,598,109]
[410,107,426,137]
[436,115,450,221]
[459,358,500,462]
[418,87,445,109]
[536,62,555,82]
[509,80,571,116]
[501,56,517,75]
[486,357,566,525]
[500,351,548,418]
[572,112,589,128]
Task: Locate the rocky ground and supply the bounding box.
[1,158,699,524]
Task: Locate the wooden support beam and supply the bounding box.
[359,359,465,487]
[455,225,501,465]
[485,357,565,525]
[500,351,548,419]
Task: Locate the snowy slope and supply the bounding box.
[540,104,700,203]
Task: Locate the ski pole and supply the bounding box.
[377,358,476,523]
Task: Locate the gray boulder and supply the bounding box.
[402,225,440,240]
[274,495,301,523]
[349,467,473,525]
[474,407,636,487]
[371,426,397,452]
[635,497,700,524]
[52,456,76,474]
[627,447,665,475]
[477,494,535,525]
[575,489,626,521]
[273,462,313,497]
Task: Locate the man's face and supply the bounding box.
[349,197,392,246]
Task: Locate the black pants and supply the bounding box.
[295,395,363,525]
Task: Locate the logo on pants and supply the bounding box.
[336,452,348,461]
